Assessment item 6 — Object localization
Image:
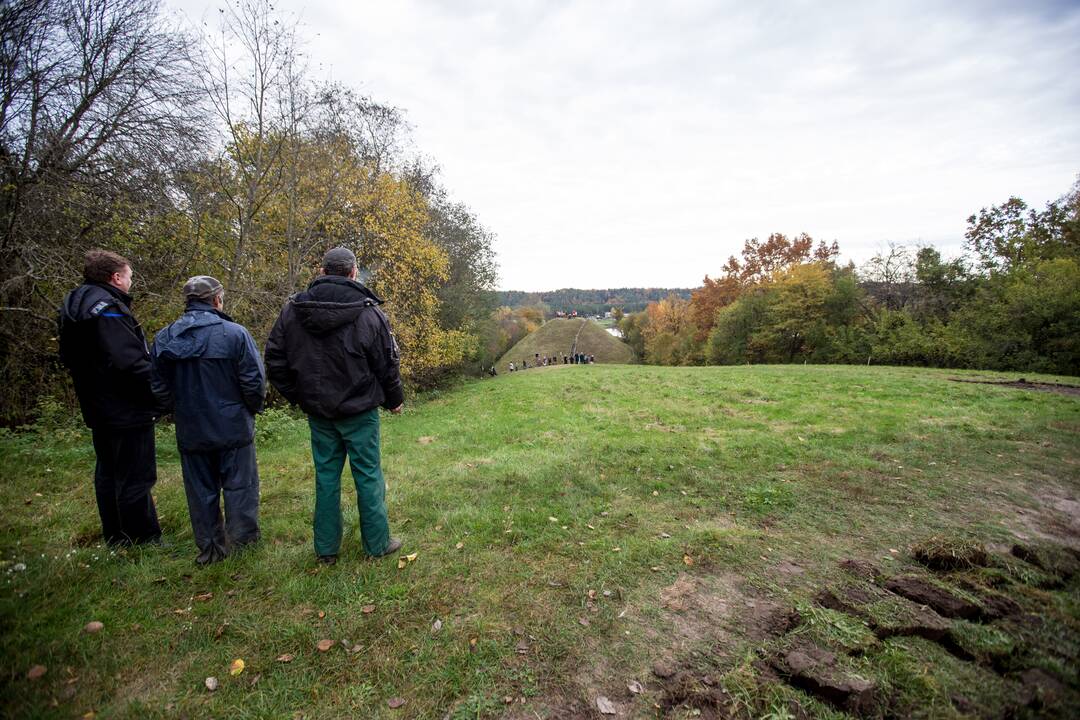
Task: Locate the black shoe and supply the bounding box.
[195,546,226,566]
[376,538,403,558]
[316,554,338,566]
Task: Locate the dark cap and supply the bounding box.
[322,247,357,276]
[182,275,224,301]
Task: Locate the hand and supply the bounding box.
[389,404,403,414]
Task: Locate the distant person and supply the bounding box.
[265,247,404,565]
[58,249,162,546]
[151,276,265,566]
[508,361,515,372]
[522,359,528,369]
[563,355,568,364]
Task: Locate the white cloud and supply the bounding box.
[169,0,1080,290]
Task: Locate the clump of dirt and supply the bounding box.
[769,643,881,716]
[883,575,984,620]
[1011,542,1080,580]
[911,535,989,571]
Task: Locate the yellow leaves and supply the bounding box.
[229,659,245,676]
[396,552,417,570]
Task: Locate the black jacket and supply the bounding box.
[264,276,404,420]
[58,282,158,429]
[151,302,266,453]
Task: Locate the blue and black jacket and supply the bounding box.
[58,282,157,429]
[151,302,266,453]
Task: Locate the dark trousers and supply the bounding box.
[179,443,260,561]
[91,425,161,545]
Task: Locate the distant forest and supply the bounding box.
[494,288,693,315]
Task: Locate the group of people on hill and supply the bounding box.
[501,351,595,373]
[59,247,405,567]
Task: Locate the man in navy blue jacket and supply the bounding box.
[151,276,266,565]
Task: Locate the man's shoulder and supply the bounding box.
[69,284,126,320]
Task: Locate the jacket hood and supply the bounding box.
[292,276,383,336]
[61,282,132,323]
[155,304,229,360]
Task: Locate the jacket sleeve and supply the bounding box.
[236,328,266,414]
[365,308,405,410]
[149,338,174,413]
[264,309,299,405]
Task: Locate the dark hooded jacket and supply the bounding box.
[264,275,404,420]
[58,282,157,429]
[150,302,266,453]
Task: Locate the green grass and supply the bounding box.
[495,317,635,373]
[1,364,1078,718]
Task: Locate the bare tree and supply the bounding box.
[0,0,202,422]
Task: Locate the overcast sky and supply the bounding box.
[169,0,1080,291]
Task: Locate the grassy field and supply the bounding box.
[495,318,635,373]
[1,365,1078,719]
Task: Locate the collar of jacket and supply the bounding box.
[307,275,384,304]
[90,281,134,308]
[185,300,235,322]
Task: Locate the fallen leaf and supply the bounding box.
[276,654,294,663]
[468,637,477,653]
[650,566,661,572]
[81,712,95,719]
[229,659,244,676]
[432,619,442,633]
[316,639,335,652]
[26,665,46,680]
[628,680,644,694]
[596,695,616,714]
[652,490,659,496]
[387,697,406,709]
[586,524,595,530]
[515,639,530,654]
[397,558,406,569]
[683,555,694,566]
[205,676,218,691]
[660,532,671,539]
[455,542,463,550]
[194,592,213,602]
[83,621,104,634]
[405,553,417,562]
[612,547,621,552]
[578,617,590,627]
[152,577,166,584]
[317,611,325,619]
[602,590,612,597]
[548,516,558,523]
[361,605,376,614]
[418,436,434,444]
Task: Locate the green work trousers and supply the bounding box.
[308,409,391,558]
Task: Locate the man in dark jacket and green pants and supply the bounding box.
[59,249,161,546]
[151,276,265,565]
[265,248,404,564]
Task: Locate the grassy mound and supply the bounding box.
[1,365,1078,718]
[495,317,635,373]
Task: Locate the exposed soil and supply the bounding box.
[948,377,1080,397]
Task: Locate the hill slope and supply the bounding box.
[2,365,1079,718]
[495,317,635,373]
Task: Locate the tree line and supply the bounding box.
[494,288,692,317]
[0,0,498,424]
[618,179,1080,375]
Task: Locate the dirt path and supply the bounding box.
[570,318,587,355]
[949,377,1080,397]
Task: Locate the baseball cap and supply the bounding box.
[183,275,224,301]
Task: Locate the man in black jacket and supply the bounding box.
[58,249,161,545]
[265,248,404,564]
[151,276,266,565]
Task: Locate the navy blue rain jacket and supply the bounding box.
[151,302,266,453]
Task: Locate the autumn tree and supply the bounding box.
[721,233,839,285]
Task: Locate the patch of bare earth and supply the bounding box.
[1006,481,1080,550]
[948,377,1080,397]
